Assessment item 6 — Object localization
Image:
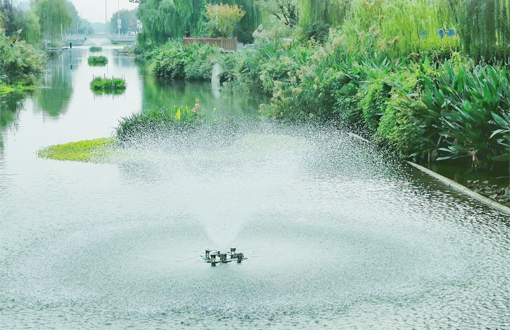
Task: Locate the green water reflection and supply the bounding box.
[0,93,28,149]
[34,61,74,117]
[142,76,265,118]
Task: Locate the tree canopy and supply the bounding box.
[31,0,72,42]
[137,0,260,45]
[109,9,138,34]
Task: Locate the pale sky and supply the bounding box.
[18,0,139,24]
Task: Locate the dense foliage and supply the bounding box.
[137,0,510,168]
[146,41,221,80]
[32,0,72,42]
[89,46,102,52]
[0,1,41,44]
[144,24,510,167]
[203,3,245,38]
[0,27,43,88]
[137,0,260,46]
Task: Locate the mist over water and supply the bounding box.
[0,48,509,329]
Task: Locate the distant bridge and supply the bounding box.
[67,34,137,47]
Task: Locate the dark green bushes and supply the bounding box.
[146,41,221,80]
[89,46,102,52]
[0,28,43,88]
[88,56,108,66]
[236,37,510,166]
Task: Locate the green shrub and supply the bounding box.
[88,56,108,66]
[304,22,330,43]
[0,28,43,86]
[203,3,245,38]
[90,76,126,93]
[147,41,221,80]
[89,46,102,52]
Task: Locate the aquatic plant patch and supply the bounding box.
[116,105,202,141]
[37,138,116,162]
[90,76,126,93]
[88,56,108,66]
[89,46,102,52]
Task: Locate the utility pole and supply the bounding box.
[118,0,121,36]
[105,0,108,25]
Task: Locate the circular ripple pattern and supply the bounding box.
[1,123,509,329]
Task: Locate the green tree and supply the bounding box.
[204,3,245,37]
[109,9,138,34]
[297,0,349,27]
[0,0,41,42]
[22,11,41,43]
[137,0,260,46]
[256,0,299,26]
[31,0,72,42]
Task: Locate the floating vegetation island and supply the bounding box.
[37,138,116,162]
[90,76,126,94]
[88,56,108,66]
[89,46,102,52]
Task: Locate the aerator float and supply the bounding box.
[201,248,247,266]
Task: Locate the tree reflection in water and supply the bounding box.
[0,92,28,149]
[34,52,75,117]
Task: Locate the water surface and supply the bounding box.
[0,47,509,329]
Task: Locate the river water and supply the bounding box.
[0,47,509,329]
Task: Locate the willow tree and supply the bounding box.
[256,0,299,26]
[31,0,72,42]
[21,11,41,44]
[138,0,260,45]
[447,0,510,58]
[297,0,350,27]
[337,0,456,56]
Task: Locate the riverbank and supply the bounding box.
[141,28,510,171]
[0,29,44,97]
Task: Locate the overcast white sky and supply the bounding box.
[19,0,139,24]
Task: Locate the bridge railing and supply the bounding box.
[182,37,238,51]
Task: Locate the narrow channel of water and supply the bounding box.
[0,47,509,329]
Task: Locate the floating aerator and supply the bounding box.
[201,248,247,265]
